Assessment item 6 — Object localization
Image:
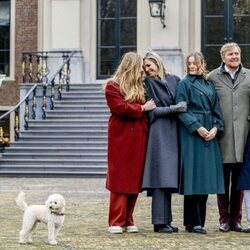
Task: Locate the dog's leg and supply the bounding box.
[27,221,37,243]
[19,216,36,244]
[54,225,62,242]
[19,230,27,244]
[48,221,57,245]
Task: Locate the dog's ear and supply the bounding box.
[62,199,66,206]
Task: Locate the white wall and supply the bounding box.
[37,0,201,81]
[39,0,81,50]
[51,0,80,49]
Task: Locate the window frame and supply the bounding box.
[96,0,137,79]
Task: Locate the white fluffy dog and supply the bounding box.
[16,191,65,245]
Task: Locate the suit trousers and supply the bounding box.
[217,163,243,226]
[108,192,138,227]
[184,195,208,227]
[151,189,172,225]
[243,190,250,229]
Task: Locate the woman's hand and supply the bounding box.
[141,99,156,111]
[204,127,218,141]
[197,127,209,139]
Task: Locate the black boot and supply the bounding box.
[186,225,207,234]
[168,224,178,232]
[154,224,173,233]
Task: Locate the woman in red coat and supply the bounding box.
[105,52,155,234]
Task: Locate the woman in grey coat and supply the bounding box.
[142,51,187,233]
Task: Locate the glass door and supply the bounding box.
[96,0,137,79]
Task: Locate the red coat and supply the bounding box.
[105,80,148,194]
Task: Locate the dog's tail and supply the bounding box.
[16,191,28,211]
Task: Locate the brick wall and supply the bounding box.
[0,0,38,106]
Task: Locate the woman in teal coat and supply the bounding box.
[175,52,225,234]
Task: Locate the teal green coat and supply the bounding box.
[175,75,225,195]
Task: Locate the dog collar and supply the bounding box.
[51,211,65,216]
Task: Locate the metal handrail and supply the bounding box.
[0,85,37,121]
[45,51,75,87]
[0,50,77,121]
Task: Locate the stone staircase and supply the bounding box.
[0,83,109,177]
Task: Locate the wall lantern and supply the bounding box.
[148,0,166,28]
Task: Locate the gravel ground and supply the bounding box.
[0,177,250,250]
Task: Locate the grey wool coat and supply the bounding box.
[142,74,180,190]
[208,64,250,163]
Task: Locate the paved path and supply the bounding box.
[0,177,250,249]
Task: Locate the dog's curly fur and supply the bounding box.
[16,191,65,245]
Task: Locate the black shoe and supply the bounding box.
[243,228,250,233]
[154,224,173,233]
[168,224,178,233]
[186,225,207,234]
[231,222,244,232]
[219,223,230,232]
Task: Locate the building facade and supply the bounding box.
[0,0,250,141]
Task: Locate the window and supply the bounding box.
[202,0,250,71]
[97,0,137,79]
[0,0,10,76]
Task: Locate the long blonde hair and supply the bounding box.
[185,52,208,79]
[107,52,145,103]
[143,51,166,80]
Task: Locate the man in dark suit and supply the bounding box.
[208,42,250,232]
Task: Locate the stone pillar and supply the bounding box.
[152,46,184,78]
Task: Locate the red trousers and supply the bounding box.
[108,192,138,227]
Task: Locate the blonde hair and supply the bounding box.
[185,52,208,79]
[220,42,241,59]
[143,51,166,80]
[106,52,145,103]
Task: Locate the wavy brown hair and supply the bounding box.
[105,52,145,103]
[185,52,208,79]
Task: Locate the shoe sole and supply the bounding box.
[108,226,123,234]
[219,228,230,232]
[126,226,138,233]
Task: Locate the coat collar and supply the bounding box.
[186,74,201,83]
[186,74,214,105]
[217,63,246,89]
[146,75,175,100]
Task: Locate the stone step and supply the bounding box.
[27,124,108,130]
[11,141,107,147]
[6,146,107,153]
[28,119,108,124]
[46,113,110,119]
[19,135,107,141]
[46,109,109,114]
[62,93,105,98]
[54,100,106,105]
[0,81,109,176]
[66,84,103,89]
[0,169,106,177]
[53,104,108,109]
[0,158,106,165]
[0,164,106,174]
[2,152,107,159]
